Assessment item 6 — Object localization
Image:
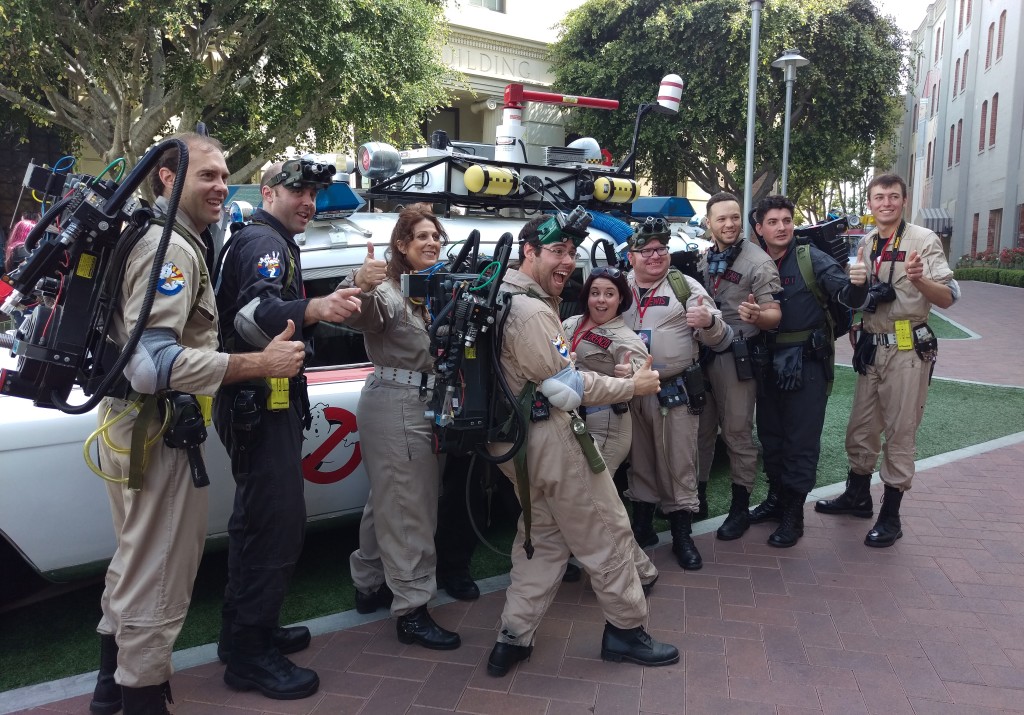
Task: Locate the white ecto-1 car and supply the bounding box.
[0,207,707,597]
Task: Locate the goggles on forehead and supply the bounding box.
[533,205,593,248]
[266,157,336,191]
[629,216,671,250]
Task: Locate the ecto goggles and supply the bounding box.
[266,157,336,190]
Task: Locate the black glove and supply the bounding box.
[852,330,876,375]
[772,345,804,391]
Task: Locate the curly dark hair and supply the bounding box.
[754,195,795,225]
[386,203,448,281]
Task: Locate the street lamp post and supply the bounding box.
[742,0,764,228]
[771,48,809,196]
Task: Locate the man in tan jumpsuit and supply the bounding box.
[622,221,733,571]
[486,215,679,678]
[816,173,957,547]
[91,133,307,715]
[695,192,781,540]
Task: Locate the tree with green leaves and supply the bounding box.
[550,0,907,208]
[0,0,454,180]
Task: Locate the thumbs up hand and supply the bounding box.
[848,245,868,286]
[354,241,388,292]
[261,319,306,377]
[739,293,761,325]
[686,293,715,330]
[630,354,661,396]
[614,350,633,378]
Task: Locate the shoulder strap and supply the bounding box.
[795,244,826,309]
[666,267,691,305]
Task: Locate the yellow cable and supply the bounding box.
[83,396,171,482]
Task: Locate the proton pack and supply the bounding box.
[400,228,515,459]
[0,139,196,412]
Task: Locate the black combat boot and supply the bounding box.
[437,571,481,601]
[667,510,702,570]
[630,500,660,548]
[600,623,679,666]
[696,481,709,520]
[396,605,461,650]
[218,611,311,663]
[120,682,171,715]
[815,471,873,517]
[354,583,394,614]
[90,634,121,715]
[716,483,751,541]
[767,488,806,548]
[865,485,904,547]
[749,473,784,523]
[486,642,533,677]
[224,626,320,700]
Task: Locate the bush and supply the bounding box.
[957,246,1024,270]
[954,267,1024,287]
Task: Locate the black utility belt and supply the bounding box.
[767,327,830,361]
[656,364,707,415]
[865,321,930,349]
[222,376,306,412]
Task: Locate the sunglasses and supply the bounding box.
[590,266,623,279]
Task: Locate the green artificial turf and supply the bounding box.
[2,367,1023,692]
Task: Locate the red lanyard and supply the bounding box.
[873,232,896,276]
[631,279,665,328]
[570,318,592,353]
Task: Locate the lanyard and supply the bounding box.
[630,279,665,329]
[871,221,906,282]
[570,317,592,353]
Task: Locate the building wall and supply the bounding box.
[898,0,1023,259]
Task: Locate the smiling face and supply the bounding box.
[587,277,621,326]
[522,239,576,297]
[262,184,318,236]
[707,199,742,250]
[627,238,670,287]
[160,143,229,229]
[756,208,795,260]
[399,218,442,271]
[867,182,907,234]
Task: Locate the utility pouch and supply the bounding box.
[732,338,754,381]
[894,319,914,351]
[852,329,876,375]
[657,376,687,411]
[162,393,211,488]
[682,363,707,415]
[611,402,629,415]
[266,377,290,411]
[807,328,831,362]
[230,388,261,476]
[912,323,938,362]
[570,414,606,474]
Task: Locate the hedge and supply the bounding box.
[954,267,1024,287]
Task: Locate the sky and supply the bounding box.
[874,0,938,36]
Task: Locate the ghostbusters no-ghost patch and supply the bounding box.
[257,251,283,279]
[156,262,186,295]
[551,333,570,359]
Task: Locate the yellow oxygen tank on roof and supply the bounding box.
[464,164,521,196]
[593,176,638,204]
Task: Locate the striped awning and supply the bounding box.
[917,207,953,235]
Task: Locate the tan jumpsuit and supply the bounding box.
[845,223,954,491]
[696,243,781,489]
[344,279,443,615]
[97,208,229,688]
[621,272,732,512]
[489,269,656,648]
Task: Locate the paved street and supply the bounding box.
[3,281,1024,715]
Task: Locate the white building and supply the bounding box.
[894,0,1023,259]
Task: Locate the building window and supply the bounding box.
[954,59,961,95]
[912,103,919,129]
[990,93,998,147]
[931,84,938,115]
[1017,205,1024,248]
[997,11,1006,60]
[971,213,979,255]
[932,139,938,177]
[948,125,955,168]
[421,107,460,143]
[935,27,941,62]
[956,119,963,163]
[987,209,1002,252]
[958,0,965,34]
[962,51,968,92]
[966,0,973,26]
[986,23,994,68]
[909,153,915,187]
[979,100,988,152]
[926,141,932,178]
[469,0,505,11]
